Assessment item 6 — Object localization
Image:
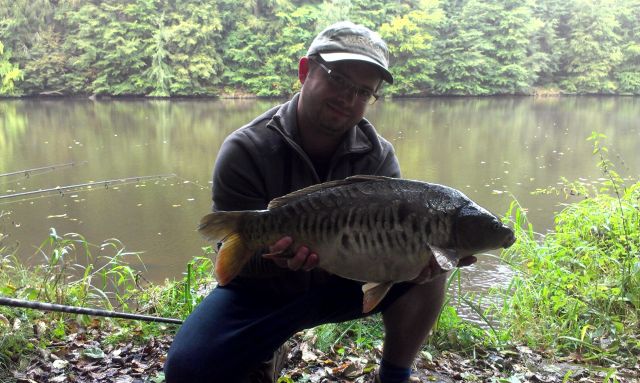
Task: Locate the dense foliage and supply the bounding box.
[0,0,638,97]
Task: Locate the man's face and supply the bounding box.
[299,58,382,139]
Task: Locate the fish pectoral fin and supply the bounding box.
[215,233,252,286]
[362,282,394,313]
[428,244,459,271]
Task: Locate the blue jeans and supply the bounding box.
[164,274,411,382]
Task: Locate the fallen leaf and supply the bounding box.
[82,347,106,360]
[301,342,318,362]
[52,359,68,369]
[0,314,10,327]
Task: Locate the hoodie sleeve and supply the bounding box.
[211,130,269,212]
[374,136,402,178]
[210,129,291,278]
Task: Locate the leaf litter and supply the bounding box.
[3,319,638,383]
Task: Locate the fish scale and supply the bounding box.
[198,175,516,313]
[243,194,443,281]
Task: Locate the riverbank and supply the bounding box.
[4,86,638,100]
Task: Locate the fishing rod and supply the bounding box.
[0,161,87,179]
[0,296,183,325]
[0,174,176,201]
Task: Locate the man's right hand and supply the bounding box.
[262,236,319,271]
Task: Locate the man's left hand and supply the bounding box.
[263,236,319,271]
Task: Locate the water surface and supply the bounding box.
[1,97,638,294]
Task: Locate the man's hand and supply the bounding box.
[262,236,319,271]
[410,255,478,284]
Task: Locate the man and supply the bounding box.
[164,21,474,383]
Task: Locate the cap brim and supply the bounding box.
[319,52,394,84]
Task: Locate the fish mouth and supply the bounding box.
[503,231,516,248]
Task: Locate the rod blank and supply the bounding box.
[0,162,86,178]
[0,174,176,200]
[0,296,182,325]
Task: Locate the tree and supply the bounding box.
[437,0,537,94]
[431,0,499,95]
[145,13,173,97]
[528,0,571,89]
[0,41,23,95]
[61,0,224,96]
[222,0,319,96]
[0,0,62,95]
[489,0,540,93]
[0,0,638,96]
[161,0,224,95]
[379,0,444,95]
[613,0,640,94]
[319,0,352,26]
[560,0,623,93]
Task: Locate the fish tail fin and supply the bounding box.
[198,211,253,285]
[215,232,253,285]
[198,211,244,242]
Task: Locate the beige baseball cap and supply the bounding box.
[307,21,393,84]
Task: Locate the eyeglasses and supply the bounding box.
[310,58,380,105]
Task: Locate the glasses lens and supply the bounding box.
[314,58,378,105]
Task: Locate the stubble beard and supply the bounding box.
[317,102,359,138]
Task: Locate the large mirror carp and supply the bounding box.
[199,175,515,312]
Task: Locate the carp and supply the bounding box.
[199,175,515,312]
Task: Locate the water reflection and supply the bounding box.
[1,97,638,293]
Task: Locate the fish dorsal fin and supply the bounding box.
[267,175,392,209]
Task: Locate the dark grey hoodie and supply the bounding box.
[210,93,400,290]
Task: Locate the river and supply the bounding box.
[1,97,638,299]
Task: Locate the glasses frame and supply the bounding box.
[309,57,380,105]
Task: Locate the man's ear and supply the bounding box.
[298,57,310,84]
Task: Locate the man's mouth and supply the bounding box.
[326,102,350,118]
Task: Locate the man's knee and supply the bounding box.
[164,347,197,383]
[164,346,230,383]
[383,274,448,319]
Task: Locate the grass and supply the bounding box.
[490,133,639,366]
[311,268,502,357]
[0,220,216,372]
[494,184,639,365]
